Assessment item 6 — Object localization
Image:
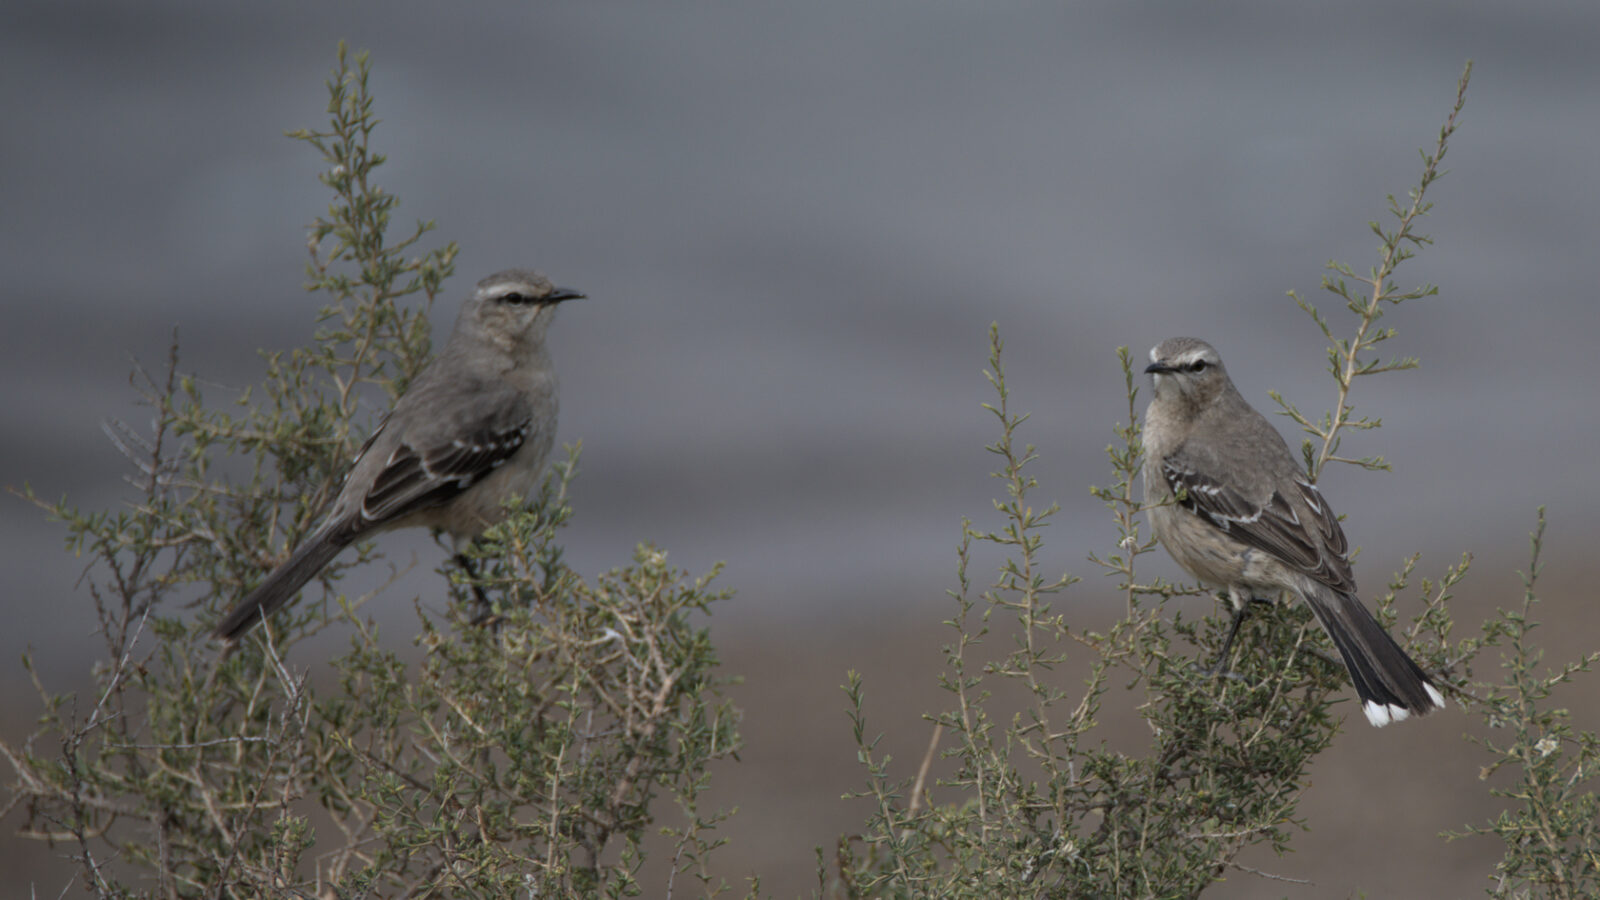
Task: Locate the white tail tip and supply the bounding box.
[1425,682,1445,708]
[1363,682,1445,727]
[1363,701,1409,727]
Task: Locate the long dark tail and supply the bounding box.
[214,529,349,642]
[1300,586,1445,727]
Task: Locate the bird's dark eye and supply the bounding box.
[500,291,533,305]
[1187,360,1208,373]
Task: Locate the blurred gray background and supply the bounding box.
[5,1,1598,896]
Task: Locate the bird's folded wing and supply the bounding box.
[355,415,535,528]
[1160,452,1355,593]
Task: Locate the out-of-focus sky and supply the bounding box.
[4,2,1598,894]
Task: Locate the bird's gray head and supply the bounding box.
[1145,337,1231,408]
[457,268,584,354]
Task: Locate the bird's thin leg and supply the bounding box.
[1201,595,1274,678]
[453,551,494,620]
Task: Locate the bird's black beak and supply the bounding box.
[547,286,586,304]
[1145,361,1174,374]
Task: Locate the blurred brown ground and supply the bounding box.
[3,554,1590,898]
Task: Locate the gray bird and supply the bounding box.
[214,268,583,642]
[1142,337,1444,726]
